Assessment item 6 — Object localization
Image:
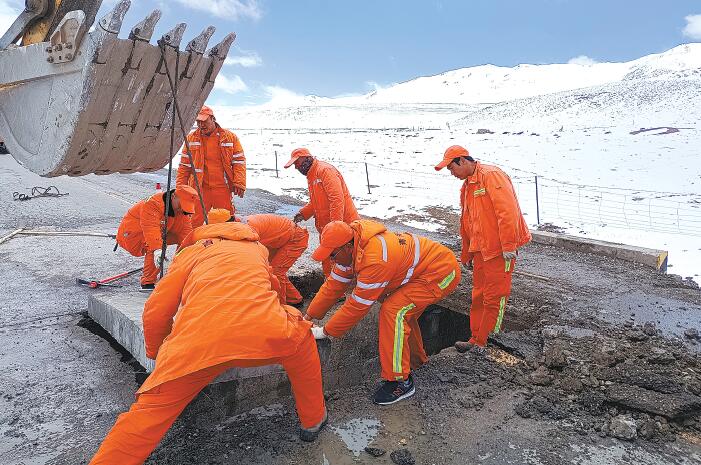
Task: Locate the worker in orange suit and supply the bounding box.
[176,105,245,227]
[190,209,309,306]
[116,185,198,291]
[435,145,531,353]
[284,147,359,277]
[89,221,327,465]
[304,219,461,405]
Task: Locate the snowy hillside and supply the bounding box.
[208,44,701,282]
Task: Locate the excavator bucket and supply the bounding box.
[0,0,235,177]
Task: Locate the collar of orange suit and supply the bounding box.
[466,161,483,184]
[346,219,388,267]
[305,158,319,179]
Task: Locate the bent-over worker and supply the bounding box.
[305,219,461,405]
[90,221,327,464]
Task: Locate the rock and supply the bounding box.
[390,449,416,465]
[437,373,459,384]
[529,366,553,386]
[560,377,584,393]
[544,344,568,369]
[514,402,532,418]
[604,383,701,419]
[609,415,637,441]
[642,322,657,336]
[364,447,386,457]
[684,328,700,341]
[530,395,554,414]
[647,348,676,365]
[626,330,649,342]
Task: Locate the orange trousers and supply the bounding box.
[270,227,309,304]
[140,233,183,286]
[468,252,514,347]
[191,185,233,228]
[378,264,461,381]
[89,333,325,465]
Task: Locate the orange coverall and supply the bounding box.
[116,192,192,285]
[306,220,461,381]
[298,159,359,276]
[90,223,325,464]
[245,214,309,305]
[459,162,531,346]
[176,124,245,227]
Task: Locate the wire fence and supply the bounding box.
[251,150,701,237]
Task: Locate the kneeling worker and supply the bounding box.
[197,209,309,306]
[304,219,461,405]
[90,221,327,464]
[116,185,198,290]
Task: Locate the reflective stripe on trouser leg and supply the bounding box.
[493,296,506,334]
[393,303,416,378]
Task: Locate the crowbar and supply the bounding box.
[76,267,143,289]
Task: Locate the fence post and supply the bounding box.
[535,175,540,225]
[275,150,279,178]
[365,162,371,194]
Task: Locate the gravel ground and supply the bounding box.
[1,153,700,465]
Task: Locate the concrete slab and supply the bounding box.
[530,230,668,272]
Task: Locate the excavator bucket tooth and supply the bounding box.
[0,4,233,177]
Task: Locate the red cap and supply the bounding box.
[196,105,214,122]
[435,145,469,171]
[284,147,312,169]
[311,221,354,262]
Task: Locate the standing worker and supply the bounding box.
[176,105,246,227]
[284,147,359,276]
[89,221,327,464]
[304,219,461,405]
[116,185,198,291]
[435,145,531,353]
[189,209,309,306]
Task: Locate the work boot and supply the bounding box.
[140,283,155,292]
[454,341,486,355]
[299,408,328,442]
[373,375,415,405]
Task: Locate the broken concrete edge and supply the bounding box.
[530,231,668,272]
[86,292,306,383]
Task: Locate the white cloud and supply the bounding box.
[214,74,248,95]
[224,50,262,67]
[0,1,21,38]
[682,14,701,40]
[567,55,598,66]
[174,0,262,21]
[261,85,306,106]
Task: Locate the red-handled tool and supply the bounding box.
[76,267,143,289]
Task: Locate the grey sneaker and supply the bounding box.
[299,409,328,442]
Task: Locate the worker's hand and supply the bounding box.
[502,250,517,261]
[303,313,314,322]
[311,325,328,340]
[233,185,245,198]
[293,212,304,224]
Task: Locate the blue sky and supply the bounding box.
[2,0,701,105]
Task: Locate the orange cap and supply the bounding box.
[284,147,312,169]
[174,185,198,213]
[208,208,232,224]
[196,105,214,122]
[311,221,354,262]
[435,145,469,171]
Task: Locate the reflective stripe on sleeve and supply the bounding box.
[438,269,456,290]
[180,163,192,168]
[377,235,388,262]
[351,293,375,306]
[335,264,351,272]
[232,160,245,165]
[330,271,351,283]
[356,280,388,290]
[189,142,201,146]
[221,142,234,147]
[400,234,421,285]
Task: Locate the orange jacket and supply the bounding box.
[138,222,311,394]
[176,124,245,193]
[306,220,460,338]
[460,162,531,263]
[116,192,192,256]
[299,159,359,232]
